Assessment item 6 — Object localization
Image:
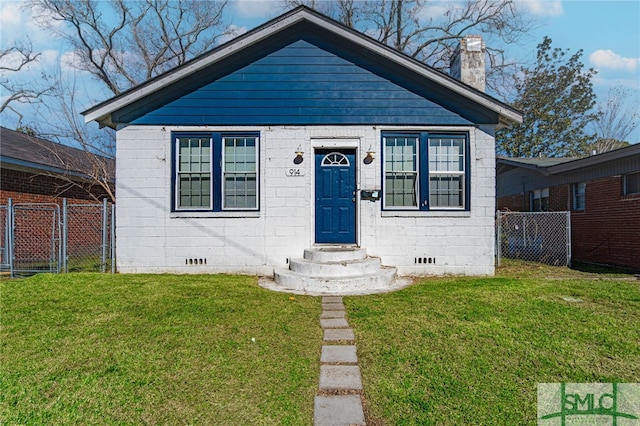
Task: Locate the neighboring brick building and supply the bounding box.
[497,144,640,270]
[1,127,115,271]
[0,126,114,204]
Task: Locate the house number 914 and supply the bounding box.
[286,168,305,177]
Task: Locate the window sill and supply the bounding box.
[170,211,261,219]
[621,193,640,200]
[381,210,471,218]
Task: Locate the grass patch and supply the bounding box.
[0,273,321,425]
[3,262,638,425]
[346,260,640,425]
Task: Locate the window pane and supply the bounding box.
[429,175,463,208]
[177,137,211,209]
[384,136,418,208]
[573,182,586,210]
[429,137,464,172]
[223,136,258,209]
[532,187,550,212]
[625,172,640,195]
[427,136,466,209]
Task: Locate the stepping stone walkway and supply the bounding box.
[314,296,366,426]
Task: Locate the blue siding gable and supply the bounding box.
[120,38,475,126]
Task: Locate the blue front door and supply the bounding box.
[315,149,356,244]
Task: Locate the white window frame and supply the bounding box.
[383,134,419,209]
[221,135,259,211]
[428,136,466,210]
[175,136,213,211]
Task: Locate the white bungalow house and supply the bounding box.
[83,6,522,293]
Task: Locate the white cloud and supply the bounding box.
[39,49,60,66]
[590,49,639,72]
[0,2,25,44]
[520,0,564,17]
[60,50,84,70]
[0,2,21,26]
[1,2,65,52]
[233,0,277,19]
[218,24,249,45]
[416,3,455,20]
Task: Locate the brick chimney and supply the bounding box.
[450,35,486,92]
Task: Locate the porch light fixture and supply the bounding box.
[294,145,304,164]
[364,147,376,164]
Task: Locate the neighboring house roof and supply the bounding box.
[496,156,577,175]
[496,144,640,198]
[82,6,522,129]
[497,144,640,177]
[0,126,115,181]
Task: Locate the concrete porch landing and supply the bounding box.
[260,247,413,296]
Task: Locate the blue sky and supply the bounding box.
[1,0,639,141]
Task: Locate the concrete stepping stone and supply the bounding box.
[324,328,355,342]
[322,303,345,311]
[320,318,349,329]
[320,310,346,319]
[314,395,365,426]
[319,365,362,390]
[315,296,366,426]
[321,345,358,364]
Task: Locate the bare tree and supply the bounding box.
[28,68,116,202]
[0,40,53,123]
[590,87,639,153]
[12,0,233,201]
[28,0,231,95]
[284,0,536,96]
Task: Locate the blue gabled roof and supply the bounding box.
[83,6,522,129]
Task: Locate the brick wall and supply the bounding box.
[497,193,528,211]
[549,185,570,211]
[571,176,640,269]
[1,168,112,264]
[0,168,109,205]
[498,175,640,270]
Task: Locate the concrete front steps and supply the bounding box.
[263,246,412,296]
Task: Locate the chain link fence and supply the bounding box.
[496,211,571,267]
[0,199,114,277]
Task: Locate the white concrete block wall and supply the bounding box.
[115,125,496,276]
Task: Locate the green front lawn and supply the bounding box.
[347,261,640,425]
[0,274,321,425]
[1,262,638,425]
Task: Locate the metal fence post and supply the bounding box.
[111,203,116,274]
[496,210,502,267]
[62,198,68,273]
[55,205,61,274]
[101,198,108,273]
[566,211,572,267]
[8,198,14,278]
